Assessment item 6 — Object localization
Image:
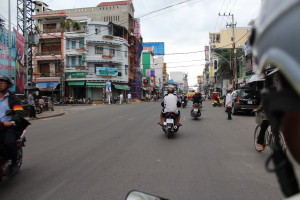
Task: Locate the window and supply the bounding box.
[71,56,76,68]
[66,39,70,49]
[95,47,103,54]
[125,51,127,57]
[214,60,218,70]
[78,56,83,66]
[79,40,84,48]
[109,49,115,57]
[125,65,128,75]
[71,41,76,49]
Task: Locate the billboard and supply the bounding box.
[133,18,141,38]
[143,42,165,55]
[0,27,21,93]
[96,67,118,76]
[205,46,209,61]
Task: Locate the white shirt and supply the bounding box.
[120,94,123,99]
[127,94,131,99]
[285,193,300,200]
[225,93,233,107]
[162,94,179,114]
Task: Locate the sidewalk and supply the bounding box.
[25,109,65,121]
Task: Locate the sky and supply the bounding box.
[1,0,261,86]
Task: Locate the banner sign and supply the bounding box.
[96,67,118,76]
[65,72,86,78]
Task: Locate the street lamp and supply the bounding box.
[212,52,231,68]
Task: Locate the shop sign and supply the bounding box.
[65,72,86,78]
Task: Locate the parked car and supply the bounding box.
[231,89,260,115]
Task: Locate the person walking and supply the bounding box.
[27,91,37,119]
[225,90,233,120]
[127,93,132,104]
[119,93,124,104]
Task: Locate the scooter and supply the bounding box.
[0,110,30,180]
[212,98,223,107]
[162,112,179,138]
[181,100,187,108]
[191,103,201,119]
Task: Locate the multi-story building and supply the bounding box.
[141,47,154,92]
[169,71,186,93]
[32,0,143,101]
[208,27,250,93]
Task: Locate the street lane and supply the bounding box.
[0,101,290,200]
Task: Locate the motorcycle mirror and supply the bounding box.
[126,190,168,200]
[5,109,15,115]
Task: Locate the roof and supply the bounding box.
[97,0,132,7]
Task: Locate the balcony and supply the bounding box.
[65,48,86,56]
[66,30,86,39]
[86,36,129,47]
[65,65,88,72]
[85,55,123,64]
[35,52,62,61]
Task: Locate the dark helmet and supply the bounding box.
[251,0,300,96]
[0,74,14,89]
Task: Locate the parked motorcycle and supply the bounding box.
[162,112,179,138]
[35,100,43,114]
[0,110,30,180]
[191,103,201,119]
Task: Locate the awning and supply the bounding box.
[37,81,59,90]
[114,84,130,90]
[247,74,265,83]
[67,81,85,86]
[86,82,106,88]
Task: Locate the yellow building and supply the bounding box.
[209,27,250,49]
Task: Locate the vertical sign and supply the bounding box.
[106,81,112,92]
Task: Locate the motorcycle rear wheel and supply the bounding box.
[167,129,173,139]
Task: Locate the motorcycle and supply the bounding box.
[162,112,179,138]
[0,110,30,180]
[212,98,223,107]
[35,100,43,114]
[191,103,201,119]
[181,100,187,108]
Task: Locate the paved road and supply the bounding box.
[0,101,292,200]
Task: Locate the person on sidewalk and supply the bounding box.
[225,90,233,120]
[127,93,132,104]
[119,93,124,104]
[27,91,37,119]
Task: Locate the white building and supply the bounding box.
[169,71,187,92]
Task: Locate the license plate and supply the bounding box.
[194,109,198,112]
[166,118,174,124]
[248,101,253,104]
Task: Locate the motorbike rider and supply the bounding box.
[181,93,188,105]
[0,75,24,175]
[158,87,182,126]
[250,0,300,198]
[192,90,202,105]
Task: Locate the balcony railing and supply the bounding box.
[36,51,61,56]
[42,29,63,33]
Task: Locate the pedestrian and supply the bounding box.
[119,93,124,104]
[225,90,233,120]
[27,91,37,119]
[127,93,132,104]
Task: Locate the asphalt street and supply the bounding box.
[0,101,295,200]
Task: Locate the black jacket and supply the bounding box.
[7,91,24,122]
[192,94,202,104]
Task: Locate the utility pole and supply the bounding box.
[60,59,65,104]
[219,13,237,90]
[17,0,34,86]
[8,0,12,78]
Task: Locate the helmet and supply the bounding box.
[251,0,300,96]
[0,74,14,88]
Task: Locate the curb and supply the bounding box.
[25,112,65,121]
